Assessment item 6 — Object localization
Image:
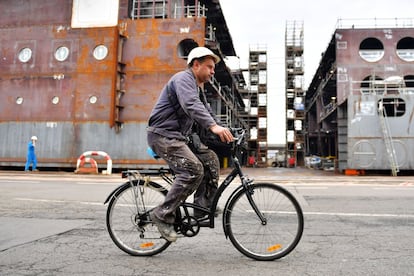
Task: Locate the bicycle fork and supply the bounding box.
[222,176,267,238]
[244,182,267,225]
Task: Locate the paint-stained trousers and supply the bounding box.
[147,132,219,224]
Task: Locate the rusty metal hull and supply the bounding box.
[0,1,227,169]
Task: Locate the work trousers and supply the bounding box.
[193,149,219,211]
[147,132,219,224]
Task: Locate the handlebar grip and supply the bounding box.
[229,128,246,145]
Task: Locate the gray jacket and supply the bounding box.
[148,69,218,140]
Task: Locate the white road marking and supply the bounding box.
[14,198,103,206]
[373,187,414,190]
[74,182,118,185]
[1,180,40,184]
[304,211,414,218]
[13,197,414,218]
[296,187,328,189]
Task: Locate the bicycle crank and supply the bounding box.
[179,216,200,237]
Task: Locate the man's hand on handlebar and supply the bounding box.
[209,124,234,143]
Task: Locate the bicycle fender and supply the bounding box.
[222,184,245,238]
[104,182,132,204]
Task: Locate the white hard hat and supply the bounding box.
[31,136,38,140]
[187,47,220,65]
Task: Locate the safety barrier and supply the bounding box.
[75,151,112,175]
[75,157,98,174]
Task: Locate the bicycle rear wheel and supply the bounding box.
[106,179,171,256]
[224,183,304,261]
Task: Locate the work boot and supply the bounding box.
[150,211,177,242]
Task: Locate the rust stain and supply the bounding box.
[1,4,211,168]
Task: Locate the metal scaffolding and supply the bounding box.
[285,21,305,167]
[248,44,268,167]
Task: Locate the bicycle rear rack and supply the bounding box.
[121,168,174,185]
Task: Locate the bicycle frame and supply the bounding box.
[104,128,265,236]
[180,130,267,236]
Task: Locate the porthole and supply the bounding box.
[360,75,384,94]
[55,46,69,61]
[177,39,199,61]
[93,45,108,60]
[89,95,97,104]
[396,37,414,62]
[404,75,414,94]
[378,98,405,117]
[359,37,384,62]
[352,140,376,168]
[52,96,60,104]
[16,97,24,105]
[18,47,32,63]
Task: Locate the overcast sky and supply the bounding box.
[220,0,414,144]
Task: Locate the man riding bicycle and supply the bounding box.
[147,47,234,242]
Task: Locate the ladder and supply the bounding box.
[378,101,399,176]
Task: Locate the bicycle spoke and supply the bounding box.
[106,180,171,256]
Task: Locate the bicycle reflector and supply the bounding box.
[267,244,282,252]
[140,242,155,249]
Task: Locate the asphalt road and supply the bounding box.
[0,168,413,276]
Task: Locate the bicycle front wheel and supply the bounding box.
[106,180,171,256]
[224,183,304,261]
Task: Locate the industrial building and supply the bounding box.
[0,0,270,170]
[305,18,414,175]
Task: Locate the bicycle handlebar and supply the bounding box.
[230,128,246,146]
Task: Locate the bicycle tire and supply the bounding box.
[106,179,171,256]
[224,182,304,261]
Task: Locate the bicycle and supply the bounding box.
[104,128,304,261]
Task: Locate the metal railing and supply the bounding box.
[336,18,414,29]
[350,77,414,96]
[131,0,207,20]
